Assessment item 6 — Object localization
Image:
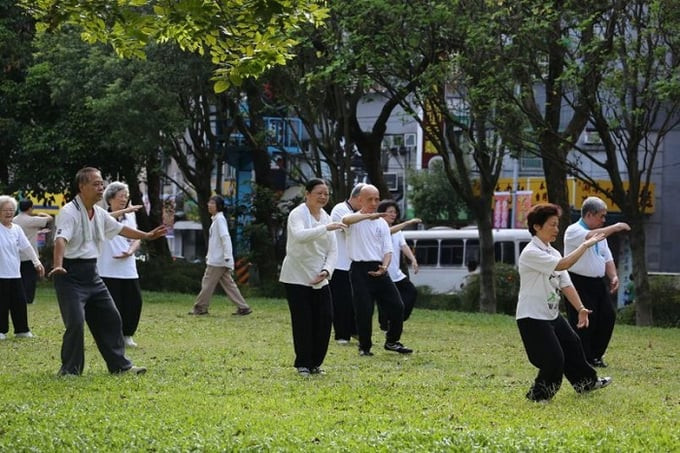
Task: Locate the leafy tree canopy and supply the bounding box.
[20,0,328,90]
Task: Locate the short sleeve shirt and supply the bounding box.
[97,212,139,278]
[55,201,123,259]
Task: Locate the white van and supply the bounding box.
[402,228,532,294]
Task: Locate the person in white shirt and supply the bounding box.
[279,179,345,376]
[342,184,412,356]
[376,200,420,331]
[0,196,44,340]
[13,199,53,304]
[189,195,251,316]
[48,167,166,376]
[328,183,363,344]
[564,197,630,368]
[516,203,611,402]
[98,181,144,348]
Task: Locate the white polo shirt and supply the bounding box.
[55,201,123,259]
[330,201,353,271]
[97,212,139,279]
[564,219,612,277]
[0,223,37,278]
[345,216,393,263]
[516,236,573,320]
[387,231,407,282]
[279,202,337,289]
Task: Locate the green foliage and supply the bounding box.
[1,288,679,451]
[459,263,520,315]
[136,258,204,294]
[617,275,680,328]
[408,161,469,226]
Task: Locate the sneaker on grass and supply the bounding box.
[384,342,413,354]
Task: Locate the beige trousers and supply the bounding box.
[193,265,249,313]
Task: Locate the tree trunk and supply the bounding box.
[540,138,571,252]
[475,199,497,313]
[628,218,653,326]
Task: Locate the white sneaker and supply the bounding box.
[124,336,138,347]
[0,333,6,340]
[15,331,35,339]
[336,339,350,345]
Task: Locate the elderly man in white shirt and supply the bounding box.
[564,197,630,368]
[189,195,251,316]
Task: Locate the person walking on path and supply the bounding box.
[0,196,44,340]
[279,179,345,376]
[48,167,166,376]
[13,199,53,304]
[188,195,252,316]
[516,203,612,402]
[564,197,630,368]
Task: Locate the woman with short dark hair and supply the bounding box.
[516,203,612,402]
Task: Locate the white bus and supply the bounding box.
[402,227,532,294]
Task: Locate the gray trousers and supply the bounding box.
[54,259,131,375]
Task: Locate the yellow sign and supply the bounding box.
[17,193,66,215]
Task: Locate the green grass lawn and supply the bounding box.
[1,287,679,452]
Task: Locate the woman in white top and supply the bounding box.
[0,196,44,340]
[376,200,420,331]
[279,179,345,376]
[98,182,144,348]
[516,203,611,402]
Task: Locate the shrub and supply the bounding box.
[415,286,464,311]
[617,274,680,327]
[458,263,520,315]
[137,258,205,294]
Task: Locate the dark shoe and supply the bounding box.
[232,307,252,316]
[118,365,147,375]
[384,342,413,354]
[359,349,374,356]
[591,357,608,368]
[591,376,612,391]
[188,310,209,315]
[310,367,326,375]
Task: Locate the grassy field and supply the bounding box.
[1,286,679,452]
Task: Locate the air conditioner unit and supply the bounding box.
[384,172,399,191]
[583,130,602,145]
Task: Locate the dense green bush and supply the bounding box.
[458,263,520,315]
[617,274,680,327]
[137,258,205,294]
[415,286,463,311]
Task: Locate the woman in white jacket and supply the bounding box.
[279,179,346,376]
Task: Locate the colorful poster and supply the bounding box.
[514,191,533,229]
[493,192,510,229]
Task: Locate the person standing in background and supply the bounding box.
[280,179,345,376]
[14,199,53,304]
[98,182,144,348]
[564,197,630,368]
[188,195,252,317]
[328,183,364,344]
[1,196,44,340]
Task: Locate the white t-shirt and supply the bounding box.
[564,219,613,277]
[330,201,353,271]
[387,231,407,282]
[516,236,573,320]
[0,223,36,278]
[13,212,50,260]
[55,201,123,259]
[345,216,393,263]
[279,203,337,289]
[97,212,139,279]
[205,212,235,268]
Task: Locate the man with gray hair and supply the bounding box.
[564,196,630,368]
[328,183,364,344]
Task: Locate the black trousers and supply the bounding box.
[20,260,38,304]
[329,269,357,340]
[566,273,616,362]
[350,261,404,352]
[0,278,29,334]
[285,283,333,369]
[54,259,131,375]
[517,316,597,401]
[378,277,417,329]
[102,277,143,337]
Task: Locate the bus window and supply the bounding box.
[495,241,516,264]
[413,239,439,266]
[440,239,464,266]
[465,239,479,266]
